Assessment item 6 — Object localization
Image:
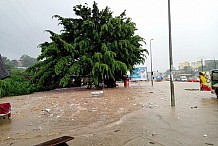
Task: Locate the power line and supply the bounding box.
[0,31,28,54]
[0,9,33,43]
[7,0,43,41]
[15,1,44,33]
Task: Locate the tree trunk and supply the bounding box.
[105,78,116,88]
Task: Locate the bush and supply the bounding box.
[0,68,37,97]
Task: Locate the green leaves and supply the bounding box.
[27,1,148,89]
[0,70,36,97]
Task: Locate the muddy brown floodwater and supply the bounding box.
[0,81,218,146]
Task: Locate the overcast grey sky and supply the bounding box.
[0,0,218,72]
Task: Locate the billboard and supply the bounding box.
[130,67,148,81]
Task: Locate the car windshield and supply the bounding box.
[213,72,218,80]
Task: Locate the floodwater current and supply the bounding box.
[0,81,218,146]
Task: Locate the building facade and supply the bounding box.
[191,61,202,70]
[179,62,190,70]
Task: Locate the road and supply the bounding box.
[0,81,218,146]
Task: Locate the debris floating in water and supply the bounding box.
[191,106,198,109]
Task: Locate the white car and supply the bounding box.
[180,76,187,82]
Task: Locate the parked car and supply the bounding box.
[155,76,163,81]
[174,77,181,81]
[188,77,200,82]
[180,76,187,82]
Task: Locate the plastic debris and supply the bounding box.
[147,103,158,109]
[91,91,104,97]
[205,143,214,145]
[191,106,198,109]
[114,130,121,132]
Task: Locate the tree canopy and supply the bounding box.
[20,54,37,67]
[27,2,148,89]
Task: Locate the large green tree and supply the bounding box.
[27,2,148,89]
[20,54,37,67]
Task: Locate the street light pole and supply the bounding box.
[168,0,175,107]
[150,39,154,86]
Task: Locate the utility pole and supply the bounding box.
[214,58,216,69]
[150,39,154,86]
[168,0,175,107]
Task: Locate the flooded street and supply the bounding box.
[0,81,218,146]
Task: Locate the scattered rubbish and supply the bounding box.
[42,109,51,114]
[114,130,121,132]
[69,104,74,106]
[204,134,207,137]
[56,115,61,118]
[148,104,153,109]
[178,117,180,120]
[92,108,97,112]
[149,141,155,144]
[91,91,104,97]
[147,103,158,109]
[191,106,198,109]
[205,143,214,145]
[33,127,41,131]
[149,91,153,93]
[151,132,157,136]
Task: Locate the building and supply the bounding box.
[179,62,190,70]
[205,60,215,66]
[191,61,202,71]
[205,59,217,70]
